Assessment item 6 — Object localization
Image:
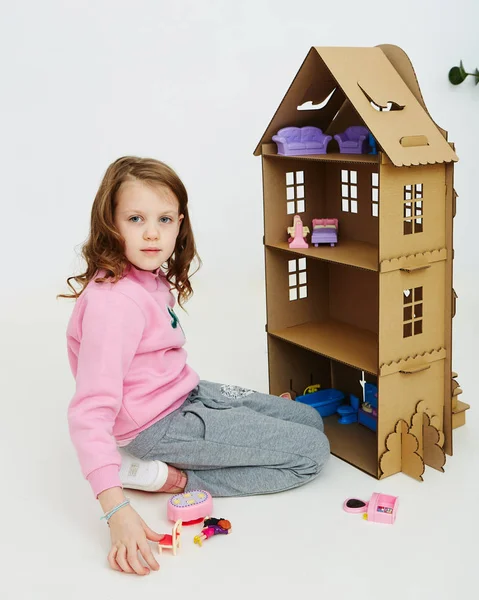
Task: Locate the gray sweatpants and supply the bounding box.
[123,380,330,497]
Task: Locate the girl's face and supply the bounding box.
[114,179,184,272]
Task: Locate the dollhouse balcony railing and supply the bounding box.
[262,143,379,164]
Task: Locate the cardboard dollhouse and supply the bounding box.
[254,44,469,481]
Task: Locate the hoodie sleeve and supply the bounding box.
[67,289,146,498]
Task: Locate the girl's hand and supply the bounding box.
[107,504,164,575]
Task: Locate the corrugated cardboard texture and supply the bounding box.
[379,164,447,262]
[258,44,458,480]
[255,46,458,167]
[380,420,425,481]
[452,410,467,429]
[379,349,446,377]
[380,250,447,274]
[410,400,445,450]
[254,49,344,157]
[325,164,379,246]
[378,360,445,459]
[443,160,455,455]
[423,413,446,472]
[452,400,470,429]
[267,336,332,397]
[324,416,377,477]
[269,322,377,375]
[316,47,457,166]
[380,401,447,479]
[267,337,379,475]
[265,248,378,374]
[377,44,448,139]
[379,265,446,367]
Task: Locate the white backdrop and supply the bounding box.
[1,3,479,598]
[1,0,478,394]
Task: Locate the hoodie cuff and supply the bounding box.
[87,464,122,499]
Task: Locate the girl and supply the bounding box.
[61,156,330,576]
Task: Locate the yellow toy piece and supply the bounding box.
[303,384,321,395]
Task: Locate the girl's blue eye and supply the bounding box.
[128,215,172,224]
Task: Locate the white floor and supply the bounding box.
[1,279,478,600]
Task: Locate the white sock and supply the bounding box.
[118,448,169,492]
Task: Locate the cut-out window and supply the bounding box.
[288,258,307,301]
[341,169,358,213]
[403,287,423,338]
[370,101,393,112]
[286,171,306,215]
[358,83,405,112]
[371,172,379,217]
[403,184,424,235]
[297,88,337,111]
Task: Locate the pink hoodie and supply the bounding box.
[66,265,199,498]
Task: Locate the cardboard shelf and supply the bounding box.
[265,151,379,164]
[268,320,378,374]
[324,416,378,477]
[266,240,379,272]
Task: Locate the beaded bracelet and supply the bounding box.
[100,498,131,523]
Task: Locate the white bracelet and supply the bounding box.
[101,498,130,523]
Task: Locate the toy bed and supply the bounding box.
[311,218,338,247]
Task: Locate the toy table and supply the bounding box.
[167,490,213,526]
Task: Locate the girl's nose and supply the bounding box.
[144,227,160,240]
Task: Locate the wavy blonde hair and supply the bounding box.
[58,156,201,307]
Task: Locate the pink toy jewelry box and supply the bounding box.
[343,493,398,525]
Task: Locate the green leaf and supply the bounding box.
[459,60,467,78]
[475,68,479,85]
[449,66,467,85]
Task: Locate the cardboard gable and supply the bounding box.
[255,46,459,167]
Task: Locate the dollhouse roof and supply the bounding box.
[254,45,458,167]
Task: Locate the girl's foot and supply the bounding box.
[118,449,186,493]
[161,464,187,494]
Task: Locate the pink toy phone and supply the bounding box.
[343,493,398,524]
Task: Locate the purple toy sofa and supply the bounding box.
[272,126,332,156]
[334,126,370,154]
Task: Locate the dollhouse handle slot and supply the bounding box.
[400,135,429,147]
[400,364,430,374]
[400,264,430,273]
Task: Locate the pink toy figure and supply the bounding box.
[343,493,398,525]
[193,517,232,547]
[287,215,310,249]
